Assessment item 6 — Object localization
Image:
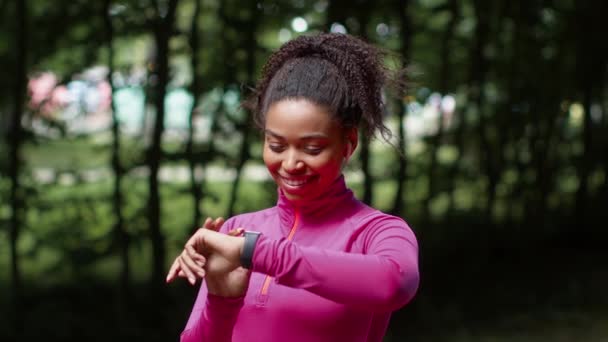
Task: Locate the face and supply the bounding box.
[263,99,357,202]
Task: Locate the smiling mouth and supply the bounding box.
[279,176,316,187]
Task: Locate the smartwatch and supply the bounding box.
[240,231,261,269]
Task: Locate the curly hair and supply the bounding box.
[245,32,400,140]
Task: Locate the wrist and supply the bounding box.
[205,267,252,297]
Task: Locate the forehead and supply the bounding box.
[265,99,339,135]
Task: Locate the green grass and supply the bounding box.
[23,136,110,169]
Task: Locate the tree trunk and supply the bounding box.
[600,80,608,212]
[356,2,374,205]
[573,1,607,235]
[446,111,464,216]
[103,1,132,329]
[501,1,522,229]
[148,0,179,288]
[471,0,495,224]
[360,134,373,205]
[227,125,249,217]
[8,0,27,335]
[601,95,608,219]
[227,0,258,217]
[390,0,412,216]
[187,0,203,229]
[574,83,593,227]
[422,0,458,223]
[103,0,130,299]
[391,100,407,216]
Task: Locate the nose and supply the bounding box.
[282,150,305,174]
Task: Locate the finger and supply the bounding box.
[178,255,198,285]
[182,251,205,279]
[166,259,180,283]
[166,258,180,282]
[186,244,206,266]
[176,260,188,281]
[202,217,224,232]
[182,250,206,279]
[202,217,213,229]
[211,217,225,232]
[228,227,245,237]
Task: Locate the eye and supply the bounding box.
[268,143,285,153]
[304,146,323,155]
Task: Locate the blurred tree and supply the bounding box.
[186,0,203,231]
[516,1,560,232]
[7,0,28,334]
[422,0,459,223]
[103,0,131,304]
[470,0,495,225]
[225,0,260,218]
[146,0,180,288]
[573,1,608,234]
[390,0,412,217]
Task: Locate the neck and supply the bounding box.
[277,175,355,218]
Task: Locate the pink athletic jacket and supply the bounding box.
[181,176,419,342]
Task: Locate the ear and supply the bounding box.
[343,127,358,160]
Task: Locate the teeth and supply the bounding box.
[282,178,310,186]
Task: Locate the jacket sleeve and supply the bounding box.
[180,219,243,342]
[251,215,419,312]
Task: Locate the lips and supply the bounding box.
[278,175,317,189]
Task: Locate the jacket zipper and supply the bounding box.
[259,208,300,296]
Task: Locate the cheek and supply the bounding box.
[262,147,279,172]
[308,154,342,174]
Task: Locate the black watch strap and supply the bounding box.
[240,231,261,269]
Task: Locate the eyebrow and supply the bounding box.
[264,129,329,140]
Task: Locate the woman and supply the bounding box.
[166,32,419,342]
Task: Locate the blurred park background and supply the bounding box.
[1,0,608,341]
